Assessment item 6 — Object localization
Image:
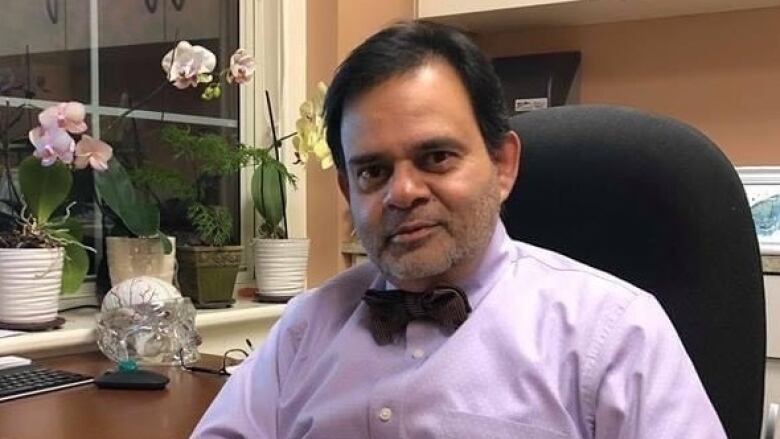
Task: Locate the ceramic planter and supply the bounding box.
[106,237,176,286]
[253,238,309,299]
[0,247,64,324]
[176,245,242,309]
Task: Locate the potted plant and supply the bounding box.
[251,83,333,300]
[132,125,260,308]
[120,41,255,307]
[94,157,174,287]
[0,102,107,325]
[95,41,255,288]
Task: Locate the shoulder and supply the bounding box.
[481,240,670,370]
[505,241,676,374]
[506,242,693,423]
[510,240,649,315]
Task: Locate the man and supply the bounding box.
[192,21,726,438]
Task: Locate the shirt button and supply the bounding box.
[378,407,393,422]
[412,348,425,359]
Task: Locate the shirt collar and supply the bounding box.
[377,220,513,309]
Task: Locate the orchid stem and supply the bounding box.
[1,101,21,207]
[265,90,288,239]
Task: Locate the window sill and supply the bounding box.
[0,297,286,359]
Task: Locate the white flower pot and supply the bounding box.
[253,238,310,297]
[106,237,176,287]
[0,247,64,324]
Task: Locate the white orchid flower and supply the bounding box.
[227,49,256,84]
[161,41,217,89]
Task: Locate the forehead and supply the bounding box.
[340,59,483,162]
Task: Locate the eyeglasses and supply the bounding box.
[178,348,249,376]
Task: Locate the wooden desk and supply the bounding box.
[0,352,228,439]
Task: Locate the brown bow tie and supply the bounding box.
[362,286,471,345]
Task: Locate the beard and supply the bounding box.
[353,179,502,285]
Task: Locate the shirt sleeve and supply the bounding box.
[189,313,288,439]
[589,294,727,439]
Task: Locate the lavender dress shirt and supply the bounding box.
[191,222,726,439]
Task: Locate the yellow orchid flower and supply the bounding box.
[292,82,333,170]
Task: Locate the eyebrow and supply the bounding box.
[415,136,466,154]
[347,136,466,168]
[348,152,385,168]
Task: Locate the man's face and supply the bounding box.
[339,59,519,290]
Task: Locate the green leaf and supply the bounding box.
[251,161,285,229]
[186,203,232,247]
[94,158,160,237]
[61,240,89,295]
[18,157,72,223]
[44,221,88,294]
[59,217,83,241]
[157,233,173,255]
[129,165,194,200]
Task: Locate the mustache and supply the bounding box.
[381,212,446,238]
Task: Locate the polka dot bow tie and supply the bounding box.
[362,286,472,345]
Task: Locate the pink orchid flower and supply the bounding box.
[74,135,113,171]
[161,41,216,89]
[38,101,87,134]
[227,49,255,84]
[28,126,75,166]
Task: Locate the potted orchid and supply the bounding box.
[119,41,256,308]
[95,155,175,287]
[0,102,109,325]
[251,82,333,300]
[95,41,254,289]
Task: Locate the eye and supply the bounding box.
[355,165,389,190]
[421,150,456,171]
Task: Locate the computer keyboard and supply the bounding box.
[0,365,94,403]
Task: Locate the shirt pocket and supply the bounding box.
[440,411,570,439]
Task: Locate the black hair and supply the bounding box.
[323,20,510,171]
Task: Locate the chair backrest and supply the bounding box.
[504,105,766,439]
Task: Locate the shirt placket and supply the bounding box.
[404,320,442,365]
[367,349,405,439]
[366,320,441,438]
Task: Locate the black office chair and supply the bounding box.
[504,105,766,439]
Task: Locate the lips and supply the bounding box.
[387,220,439,244]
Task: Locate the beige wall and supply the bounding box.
[306,0,414,286]
[336,0,415,58]
[306,0,339,287]
[476,7,780,166]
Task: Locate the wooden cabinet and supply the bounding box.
[0,0,224,57]
[416,0,780,31]
[418,0,576,19]
[98,0,222,49]
[0,1,76,57]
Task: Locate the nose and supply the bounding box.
[384,162,430,210]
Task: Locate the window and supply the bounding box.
[0,0,307,305]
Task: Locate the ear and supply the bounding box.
[493,130,521,203]
[338,170,351,206]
